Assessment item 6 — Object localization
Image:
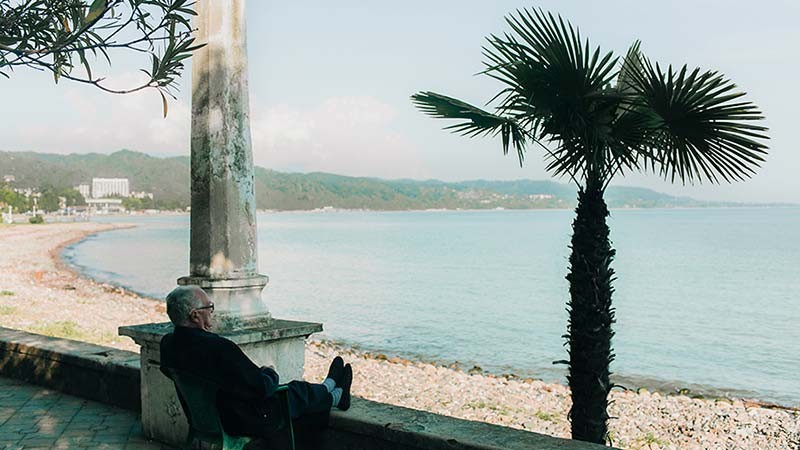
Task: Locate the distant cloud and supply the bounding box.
[8,87,428,179]
[9,77,191,156]
[250,96,429,178]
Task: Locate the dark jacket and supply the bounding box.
[160,326,280,437]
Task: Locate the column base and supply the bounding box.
[119,318,322,446]
[178,274,270,331]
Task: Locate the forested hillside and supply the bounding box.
[0,150,708,210]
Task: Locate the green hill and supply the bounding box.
[0,149,711,210]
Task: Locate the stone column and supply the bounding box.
[120,1,322,446]
[179,0,268,326]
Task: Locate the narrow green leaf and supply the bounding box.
[160,91,168,118]
[86,0,107,23]
[77,48,92,80]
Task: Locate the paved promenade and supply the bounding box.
[0,376,173,449]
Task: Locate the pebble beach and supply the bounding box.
[0,222,797,449]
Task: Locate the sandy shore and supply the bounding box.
[0,222,797,449]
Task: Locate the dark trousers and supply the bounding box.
[259,381,330,449]
[284,380,332,418]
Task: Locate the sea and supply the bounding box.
[62,207,800,407]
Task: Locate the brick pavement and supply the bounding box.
[0,376,174,450]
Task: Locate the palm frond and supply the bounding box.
[627,59,769,183]
[595,41,660,182]
[411,91,527,165]
[545,142,589,179]
[604,102,653,180]
[483,9,620,126]
[477,9,622,180]
[616,41,642,96]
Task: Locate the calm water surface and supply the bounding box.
[63,208,800,406]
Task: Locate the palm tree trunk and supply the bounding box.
[565,173,616,444]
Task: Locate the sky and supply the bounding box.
[1,0,798,203]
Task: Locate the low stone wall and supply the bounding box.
[323,400,606,450]
[0,327,612,450]
[0,326,141,411]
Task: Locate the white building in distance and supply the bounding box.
[130,191,154,200]
[86,198,124,214]
[75,184,91,199]
[92,178,129,198]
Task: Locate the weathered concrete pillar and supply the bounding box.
[179,0,268,325]
[120,1,322,446]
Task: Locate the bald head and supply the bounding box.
[166,285,206,326]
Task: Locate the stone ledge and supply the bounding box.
[0,326,141,411]
[0,327,615,450]
[323,399,612,450]
[119,319,323,346]
[178,274,269,289]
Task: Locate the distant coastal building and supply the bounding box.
[13,187,36,197]
[75,184,91,199]
[92,178,129,198]
[86,198,124,214]
[130,191,154,200]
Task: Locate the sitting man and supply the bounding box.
[160,285,352,440]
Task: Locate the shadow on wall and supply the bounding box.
[0,326,141,411]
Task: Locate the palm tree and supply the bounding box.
[412,9,768,445]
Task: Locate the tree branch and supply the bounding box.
[0,0,200,102]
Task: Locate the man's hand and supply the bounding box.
[259,364,279,393]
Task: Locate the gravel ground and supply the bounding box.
[0,222,798,449]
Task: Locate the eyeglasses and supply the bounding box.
[194,302,214,313]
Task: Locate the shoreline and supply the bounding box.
[51,223,139,276]
[311,338,800,412]
[39,202,800,223]
[55,223,798,412]
[1,222,798,448]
